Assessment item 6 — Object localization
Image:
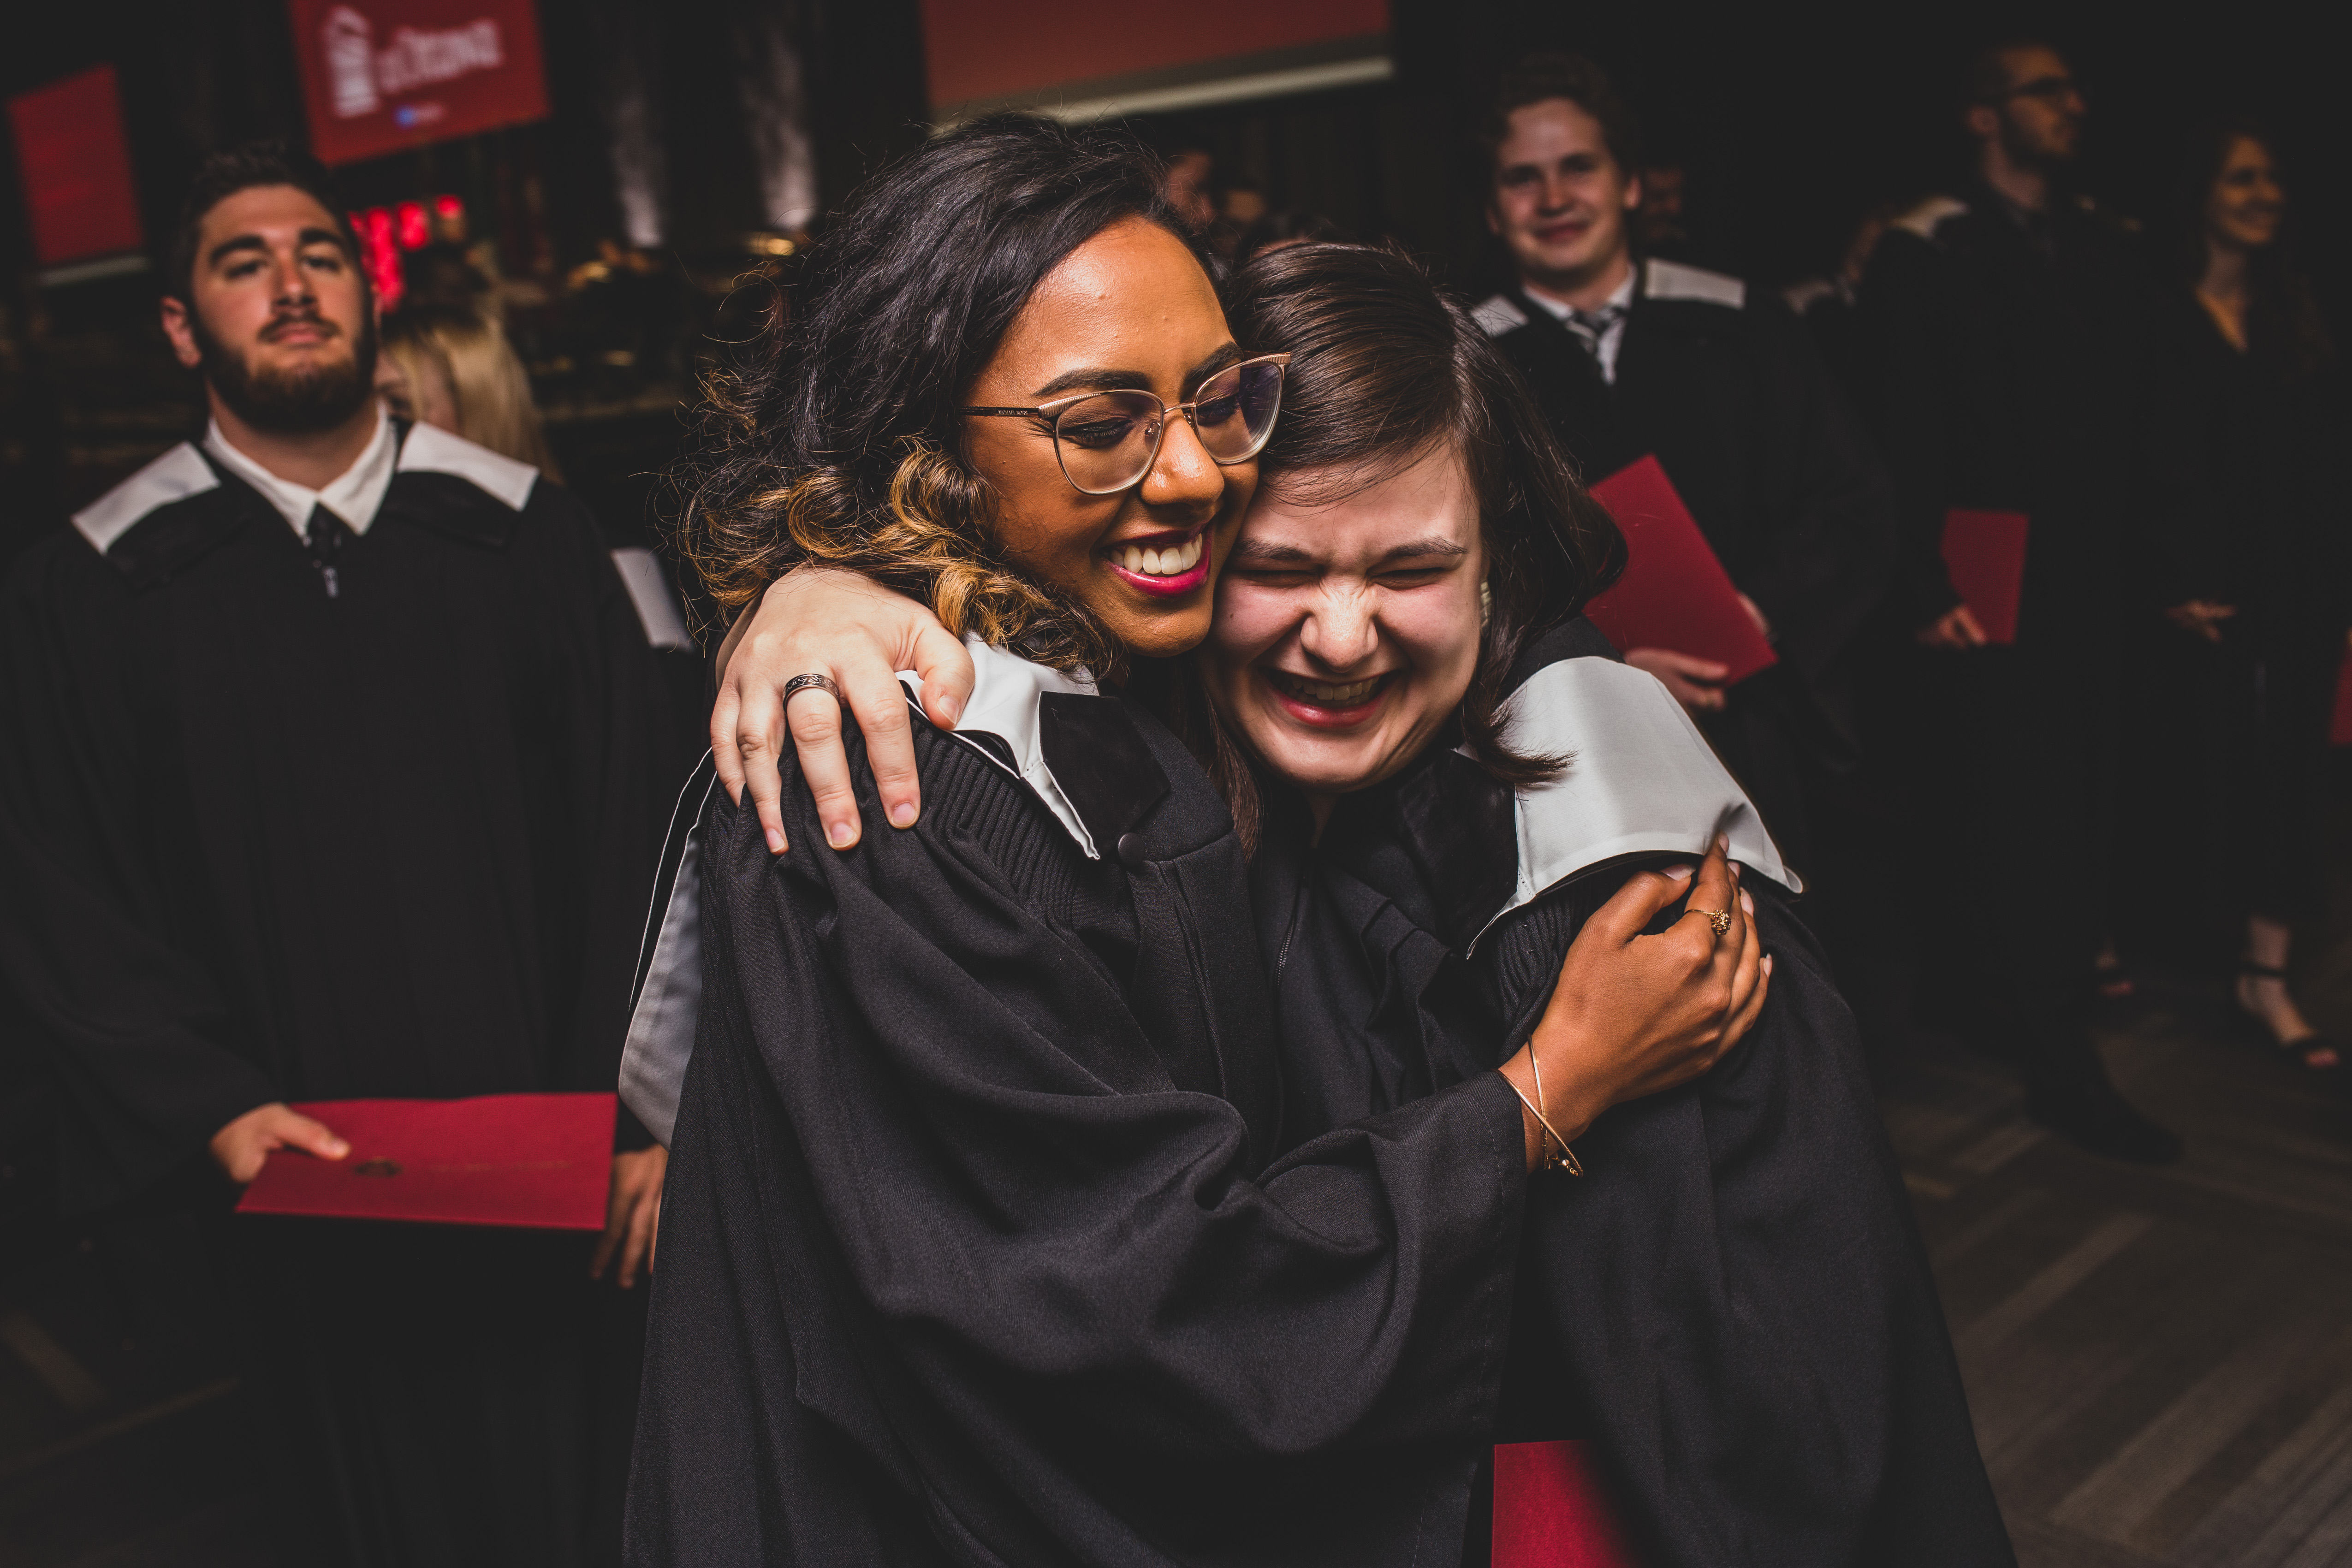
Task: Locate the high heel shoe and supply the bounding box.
[2236,960,2342,1072]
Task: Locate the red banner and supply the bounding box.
[288,0,549,166]
[8,65,146,267]
[921,0,1387,116]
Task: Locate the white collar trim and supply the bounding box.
[903,636,1103,859]
[396,420,539,510]
[71,443,222,554]
[1467,657,1799,952]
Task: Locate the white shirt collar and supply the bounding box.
[902,637,1104,858]
[1520,267,1637,320]
[202,405,398,539]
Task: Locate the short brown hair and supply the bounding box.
[1479,53,1643,178]
[1962,36,2063,107]
[1171,242,1627,850]
[166,142,361,305]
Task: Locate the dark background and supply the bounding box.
[3,8,2351,1561]
[2,0,2342,570]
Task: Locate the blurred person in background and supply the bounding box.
[1864,39,2180,1159]
[1214,182,1269,261]
[1785,199,1898,411]
[1163,143,1218,235]
[0,143,676,1565]
[378,305,561,475]
[1235,208,1341,263]
[377,303,703,779]
[2119,122,2348,1072]
[1470,53,1901,1049]
[1633,155,1693,259]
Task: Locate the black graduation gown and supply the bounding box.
[626,662,1529,1567]
[1860,187,2164,1064]
[1252,622,2011,1568]
[0,426,674,1566]
[1476,260,1898,877]
[2118,295,2352,938]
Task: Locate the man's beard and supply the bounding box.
[195,309,379,435]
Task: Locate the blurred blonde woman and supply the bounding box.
[377,306,562,480]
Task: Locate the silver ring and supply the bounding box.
[783,672,841,706]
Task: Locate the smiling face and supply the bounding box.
[161,183,377,434]
[2208,135,2284,252]
[962,217,1256,660]
[1200,444,1486,815]
[1487,97,1639,297]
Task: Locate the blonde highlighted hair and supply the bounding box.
[380,307,561,479]
[665,115,1188,680]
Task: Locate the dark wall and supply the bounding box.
[1134,0,2349,306]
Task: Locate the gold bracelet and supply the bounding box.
[1512,1049,1585,1176]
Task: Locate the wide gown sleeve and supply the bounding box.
[1482,878,2013,1568]
[0,541,279,1206]
[638,728,1529,1567]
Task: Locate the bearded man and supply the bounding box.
[0,144,675,1564]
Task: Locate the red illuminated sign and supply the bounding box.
[921,0,1388,116]
[8,65,146,267]
[289,0,549,166]
[353,207,406,310]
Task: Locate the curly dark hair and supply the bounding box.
[1164,241,1627,850]
[669,114,1191,678]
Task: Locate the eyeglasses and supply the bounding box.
[960,353,1291,496]
[1995,75,2083,107]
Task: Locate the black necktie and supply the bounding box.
[304,505,350,599]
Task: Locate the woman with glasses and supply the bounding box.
[625,117,1772,1567]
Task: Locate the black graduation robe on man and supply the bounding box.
[1861,186,2164,1094]
[0,417,676,1566]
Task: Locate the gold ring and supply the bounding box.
[1685,908,1734,938]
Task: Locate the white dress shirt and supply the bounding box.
[202,405,398,538]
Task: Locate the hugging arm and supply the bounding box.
[713,570,1772,1138]
[712,569,976,853]
[1482,875,2009,1566]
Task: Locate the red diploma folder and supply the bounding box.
[1492,1441,1644,1568]
[236,1093,616,1230]
[2332,647,2352,747]
[1582,456,1777,685]
[1939,509,2030,645]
